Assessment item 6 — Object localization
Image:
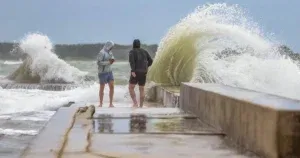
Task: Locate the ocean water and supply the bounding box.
[0,59,133,157]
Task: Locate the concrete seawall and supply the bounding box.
[146,84,180,108]
[21,82,300,157]
[180,83,300,158]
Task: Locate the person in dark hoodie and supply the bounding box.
[128,39,153,108]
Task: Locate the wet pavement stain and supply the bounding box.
[92,114,221,135]
[153,118,182,131]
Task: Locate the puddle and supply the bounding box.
[94,107,184,118]
[92,114,216,134]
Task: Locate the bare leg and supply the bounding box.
[129,84,138,107]
[139,86,145,108]
[108,80,114,107]
[99,84,105,107]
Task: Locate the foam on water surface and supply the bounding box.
[0,115,11,120]
[0,128,38,136]
[10,111,55,121]
[0,111,54,121]
[0,83,130,114]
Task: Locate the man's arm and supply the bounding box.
[97,52,110,66]
[129,50,136,72]
[146,51,153,67]
[109,52,115,60]
[109,52,115,63]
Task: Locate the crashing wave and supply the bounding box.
[5,33,92,84]
[147,3,300,100]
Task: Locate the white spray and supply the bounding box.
[18,32,88,83]
[151,3,300,100]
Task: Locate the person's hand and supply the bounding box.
[131,72,136,77]
[109,59,115,64]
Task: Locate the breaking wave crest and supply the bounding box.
[148,3,300,100]
[7,33,89,84]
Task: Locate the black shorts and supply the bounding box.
[129,72,147,86]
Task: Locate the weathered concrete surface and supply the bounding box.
[62,107,252,158]
[180,83,300,158]
[87,134,251,158]
[22,107,78,158]
[146,84,180,107]
[22,104,255,158]
[156,86,180,107]
[63,134,253,158]
[22,105,95,158]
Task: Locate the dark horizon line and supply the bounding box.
[0,41,158,46]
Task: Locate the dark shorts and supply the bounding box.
[129,72,147,86]
[98,72,114,84]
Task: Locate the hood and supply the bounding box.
[133,39,140,48]
[102,41,114,52]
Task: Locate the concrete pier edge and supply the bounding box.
[21,82,300,157]
[180,83,300,158]
[22,106,79,158]
[146,83,180,107]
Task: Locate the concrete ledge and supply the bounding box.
[146,84,180,107]
[180,83,300,158]
[22,107,78,158]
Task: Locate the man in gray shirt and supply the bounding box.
[97,41,115,107]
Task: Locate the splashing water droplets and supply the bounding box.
[18,33,88,83]
[148,3,300,100]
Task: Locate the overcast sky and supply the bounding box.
[0,0,299,51]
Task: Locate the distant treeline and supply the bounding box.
[0,42,299,62]
[0,42,158,60]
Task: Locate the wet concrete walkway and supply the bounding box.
[23,106,257,158]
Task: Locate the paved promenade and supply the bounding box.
[22,104,257,158]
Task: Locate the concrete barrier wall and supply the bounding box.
[155,86,179,107]
[146,84,179,108]
[180,83,300,158]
